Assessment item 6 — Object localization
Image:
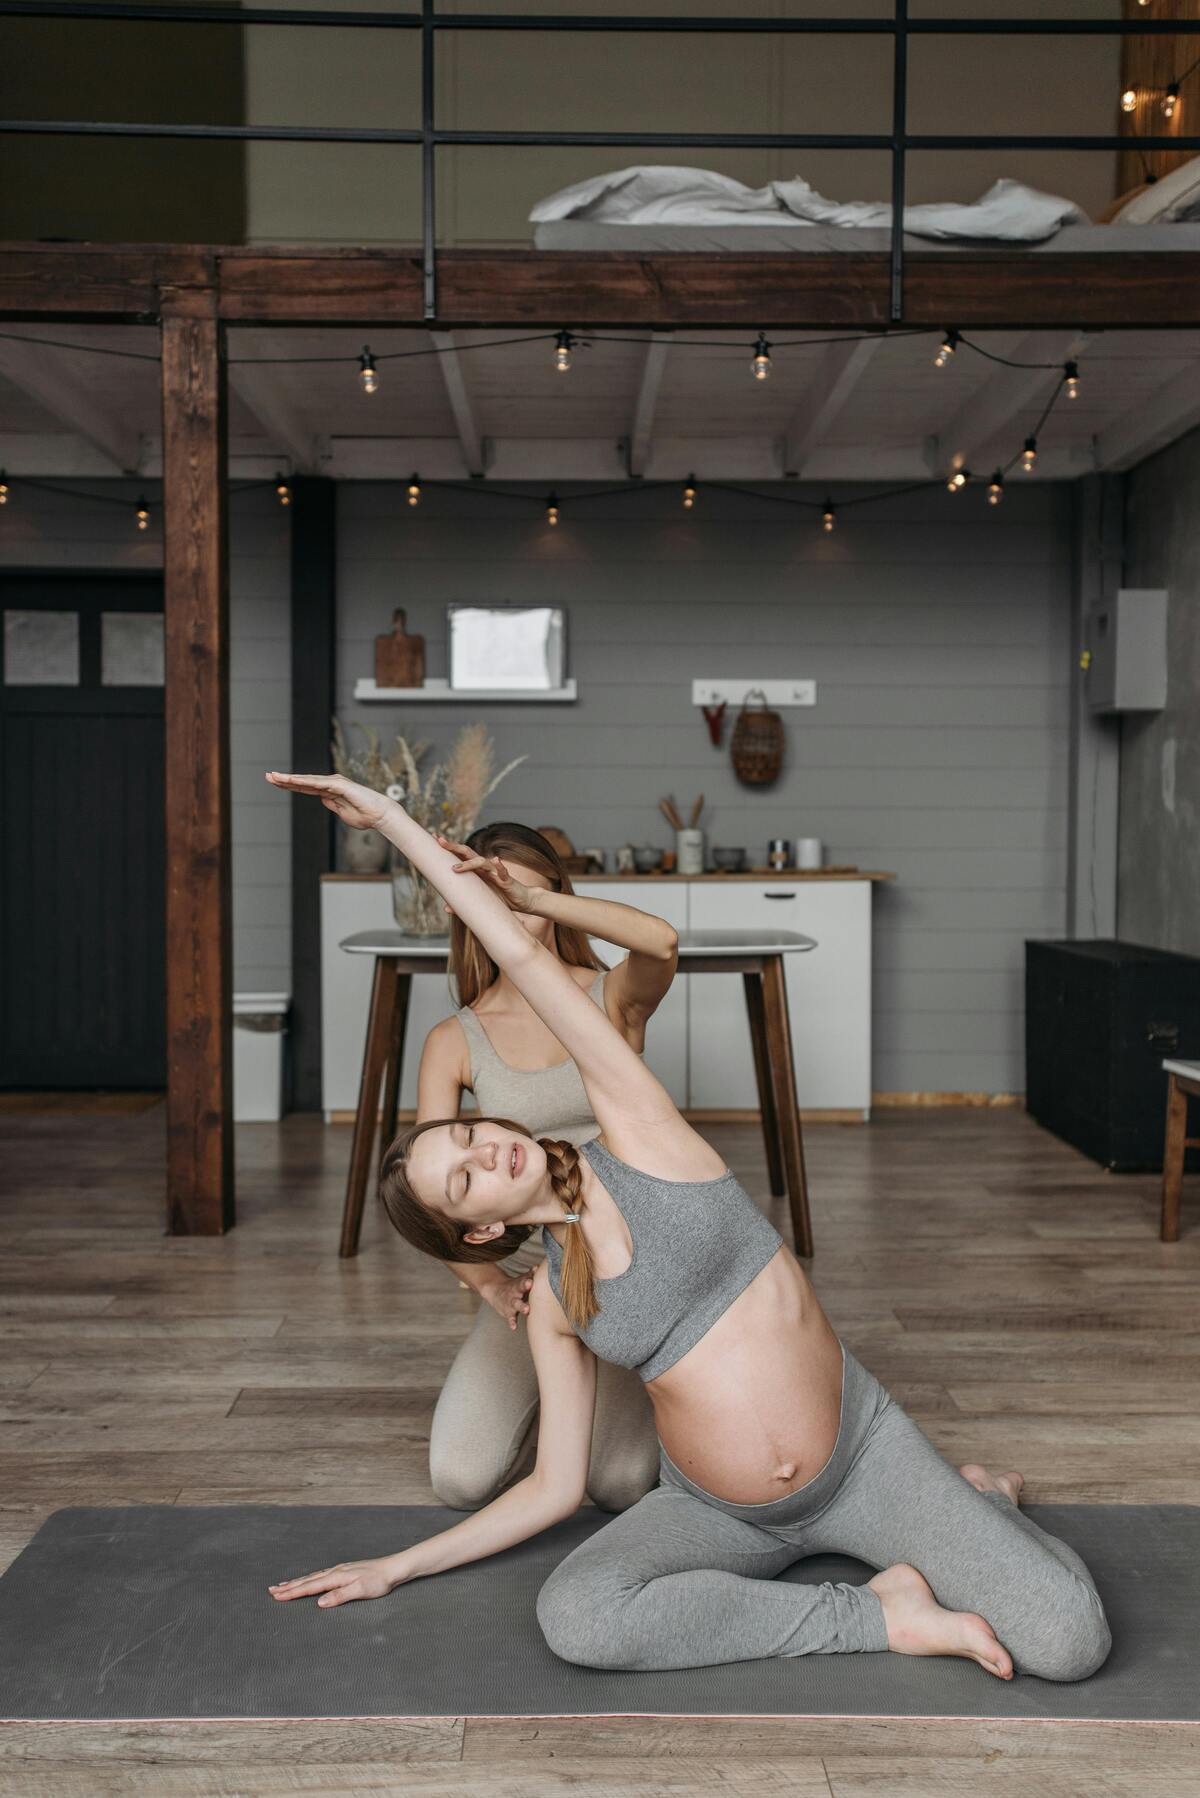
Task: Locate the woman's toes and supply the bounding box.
[958,1463,991,1493]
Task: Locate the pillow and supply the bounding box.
[1109,155,1200,223]
[530,165,781,225]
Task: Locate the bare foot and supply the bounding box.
[959,1462,1025,1506]
[868,1563,1013,1681]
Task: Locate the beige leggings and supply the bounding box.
[429,1292,659,1513]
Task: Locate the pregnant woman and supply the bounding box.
[417,821,667,1513]
[268,771,1110,1685]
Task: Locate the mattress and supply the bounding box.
[533,221,1200,254]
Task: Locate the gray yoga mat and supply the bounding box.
[0,1504,1195,1721]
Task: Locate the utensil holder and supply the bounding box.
[676,828,705,875]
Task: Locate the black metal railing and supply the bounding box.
[3,3,1200,321]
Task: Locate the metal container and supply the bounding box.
[767,838,790,870]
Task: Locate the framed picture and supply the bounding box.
[447,605,566,692]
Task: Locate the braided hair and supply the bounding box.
[380,1118,598,1329]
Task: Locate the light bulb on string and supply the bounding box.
[0,470,7,507]
[1022,436,1038,473]
[546,492,560,527]
[358,347,379,395]
[1064,361,1080,400]
[751,334,772,381]
[135,495,150,531]
[947,468,968,493]
[275,473,291,507]
[988,471,1004,506]
[554,331,574,374]
[822,498,836,534]
[406,474,421,508]
[1121,88,1138,113]
[935,329,960,369]
[682,475,697,510]
[1162,82,1180,119]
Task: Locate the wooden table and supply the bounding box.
[337,927,817,1260]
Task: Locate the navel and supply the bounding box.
[774,1461,797,1483]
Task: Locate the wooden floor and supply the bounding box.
[1,1105,1197,1797]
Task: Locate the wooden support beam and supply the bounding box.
[0,336,143,473]
[933,330,1092,474]
[289,477,337,1113]
[784,336,881,476]
[628,333,671,478]
[429,331,484,476]
[229,361,319,474]
[160,292,234,1236]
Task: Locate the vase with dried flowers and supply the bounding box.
[383,722,527,935]
[330,720,420,874]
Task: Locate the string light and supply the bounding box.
[275,473,291,506]
[1064,361,1080,400]
[822,498,836,533]
[935,329,960,368]
[1022,436,1038,472]
[988,471,1004,506]
[135,495,150,531]
[358,347,379,395]
[947,468,968,492]
[1162,82,1180,119]
[682,475,697,510]
[0,470,7,506]
[751,334,772,381]
[1121,88,1138,113]
[406,474,421,508]
[554,330,574,374]
[546,491,560,527]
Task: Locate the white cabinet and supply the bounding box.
[321,877,875,1119]
[321,881,459,1115]
[687,882,871,1116]
[575,879,690,1108]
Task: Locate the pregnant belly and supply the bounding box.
[647,1255,845,1505]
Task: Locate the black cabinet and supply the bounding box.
[1025,940,1200,1171]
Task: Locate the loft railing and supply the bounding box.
[2,3,1200,320]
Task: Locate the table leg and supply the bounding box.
[761,955,814,1258]
[378,972,411,1172]
[1161,1074,1187,1244]
[743,971,785,1198]
[339,956,398,1260]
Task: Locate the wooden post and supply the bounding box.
[160,291,234,1235]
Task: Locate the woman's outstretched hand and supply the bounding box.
[269,1557,399,1608]
[434,834,538,913]
[265,771,392,831]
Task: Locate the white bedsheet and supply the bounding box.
[530,166,1087,242]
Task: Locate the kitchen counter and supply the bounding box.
[321,870,895,883]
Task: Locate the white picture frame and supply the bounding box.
[447,605,566,691]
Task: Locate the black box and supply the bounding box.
[1025,939,1200,1171]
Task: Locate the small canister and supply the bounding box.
[767,837,790,871]
[795,837,823,870]
[676,828,705,875]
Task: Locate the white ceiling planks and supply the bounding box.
[5,322,1200,484]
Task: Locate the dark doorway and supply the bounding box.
[1,574,165,1089]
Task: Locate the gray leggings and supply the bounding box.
[537,1349,1111,1681]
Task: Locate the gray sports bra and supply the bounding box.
[542,1137,783,1383]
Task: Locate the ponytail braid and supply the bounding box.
[539,1137,598,1330]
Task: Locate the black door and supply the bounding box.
[1,575,165,1088]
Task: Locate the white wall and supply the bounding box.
[335,478,1074,1095]
[0,481,292,996]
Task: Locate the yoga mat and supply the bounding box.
[0,1504,1195,1722]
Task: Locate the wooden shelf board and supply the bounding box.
[354,678,577,703]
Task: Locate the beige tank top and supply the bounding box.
[455,971,607,1275]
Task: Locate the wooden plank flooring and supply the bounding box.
[0,1105,1197,1797]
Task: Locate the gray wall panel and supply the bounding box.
[336,480,1073,1093]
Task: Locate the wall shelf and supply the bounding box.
[354,677,577,703]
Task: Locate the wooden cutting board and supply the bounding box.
[375,609,426,690]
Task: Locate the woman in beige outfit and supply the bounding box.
[416,822,674,1512]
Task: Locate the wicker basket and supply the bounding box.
[730,690,784,786]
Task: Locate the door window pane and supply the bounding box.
[102,612,164,687]
[3,610,80,686]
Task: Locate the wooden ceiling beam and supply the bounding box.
[628,333,672,478]
[428,330,485,477]
[0,336,145,473]
[784,336,882,476]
